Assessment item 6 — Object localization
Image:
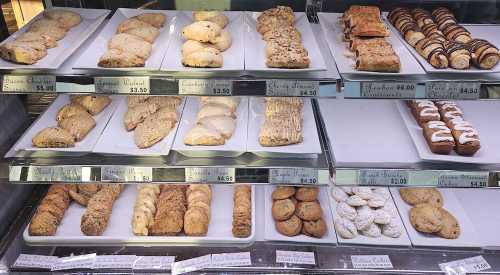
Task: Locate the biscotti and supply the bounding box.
[184,184,212,236]
[81,184,123,236]
[233,185,252,238]
[150,185,187,235]
[259,97,303,146]
[29,184,72,236]
[132,184,161,236]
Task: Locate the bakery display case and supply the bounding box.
[1,0,500,274]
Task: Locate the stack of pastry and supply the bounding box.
[149,185,187,235]
[132,184,161,236]
[181,11,231,68]
[259,97,303,146]
[184,97,240,146]
[408,100,480,155]
[68,184,102,206]
[257,6,310,68]
[272,186,327,238]
[29,184,72,236]
[400,188,460,239]
[32,95,111,148]
[232,185,252,238]
[81,184,124,236]
[124,96,183,148]
[341,6,400,72]
[389,7,500,69]
[98,13,166,67]
[0,9,81,64]
[184,185,212,236]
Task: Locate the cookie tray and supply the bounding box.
[328,187,412,247]
[0,7,110,70]
[246,98,322,158]
[24,185,255,246]
[264,186,337,245]
[172,96,248,157]
[390,187,480,249]
[245,12,327,72]
[92,97,186,156]
[318,13,426,76]
[396,100,500,165]
[73,8,177,72]
[11,94,120,153]
[160,11,245,72]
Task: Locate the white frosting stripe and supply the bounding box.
[448,118,480,144]
[428,121,454,142]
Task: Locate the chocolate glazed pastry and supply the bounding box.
[432,7,457,28]
[467,39,500,69]
[388,8,425,46]
[415,38,449,68]
[441,24,472,43]
[445,41,471,69]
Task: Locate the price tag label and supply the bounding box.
[53,166,82,182]
[27,166,55,182]
[361,82,416,98]
[211,252,251,267]
[359,170,409,186]
[439,256,491,274]
[351,255,393,269]
[101,166,152,182]
[185,167,235,183]
[438,172,489,188]
[179,79,232,96]
[133,256,175,270]
[426,82,480,99]
[95,77,150,94]
[171,254,212,275]
[93,255,137,269]
[2,75,56,93]
[13,254,59,269]
[276,250,315,265]
[269,168,318,184]
[51,253,96,271]
[266,80,319,96]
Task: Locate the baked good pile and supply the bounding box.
[125,96,182,149]
[32,95,111,148]
[257,6,310,69]
[98,13,166,67]
[184,97,240,146]
[271,186,327,238]
[331,186,402,239]
[389,7,500,70]
[400,188,460,239]
[181,11,231,68]
[259,97,303,146]
[81,185,124,236]
[408,100,480,156]
[29,185,72,236]
[232,185,252,238]
[341,6,400,72]
[0,9,81,64]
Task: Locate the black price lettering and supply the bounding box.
[300,177,317,184]
[217,175,233,182]
[129,87,148,94]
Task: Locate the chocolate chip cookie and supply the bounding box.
[302,218,327,238]
[272,186,296,200]
[410,203,443,233]
[272,198,295,221]
[275,215,302,237]
[295,187,319,202]
[295,201,322,221]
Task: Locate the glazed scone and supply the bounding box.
[124,102,158,131]
[182,47,223,68]
[0,40,47,64]
[117,18,154,33]
[58,113,96,141]
[181,21,222,43]
[28,19,67,40]
[71,95,111,115]
[32,127,75,148]
[212,29,232,52]
[193,11,229,28]
[200,96,240,112]
[44,9,81,29]
[184,125,225,146]
[122,26,160,43]
[197,115,236,139]
[16,32,57,48]
[134,116,175,148]
[98,49,145,68]
[56,103,89,122]
[133,13,166,28]
[196,103,235,121]
[108,33,152,59]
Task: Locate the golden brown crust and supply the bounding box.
[29,184,71,236]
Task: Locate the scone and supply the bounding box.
[122,26,160,43]
[133,13,166,28]
[196,103,234,121]
[134,116,175,148]
[182,47,223,68]
[181,21,222,43]
[197,115,236,139]
[56,103,89,122]
[0,40,47,64]
[259,120,303,146]
[124,102,158,131]
[108,33,152,59]
[16,32,57,48]
[98,49,145,68]
[200,96,240,112]
[44,9,81,29]
[117,18,154,33]
[193,11,229,28]
[183,125,225,146]
[127,95,150,107]
[32,127,75,148]
[58,113,96,141]
[212,29,232,52]
[71,95,111,115]
[28,19,67,40]
[181,40,216,57]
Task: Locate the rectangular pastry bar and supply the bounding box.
[422,120,455,154]
[447,118,481,156]
[409,100,440,126]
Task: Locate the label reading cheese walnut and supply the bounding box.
[179,79,232,96]
[425,82,480,99]
[361,82,416,98]
[2,75,56,93]
[95,77,150,94]
[266,80,319,96]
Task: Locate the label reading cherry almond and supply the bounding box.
[275,250,315,265]
[266,80,319,96]
[351,255,393,269]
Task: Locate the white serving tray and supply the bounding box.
[246,98,322,158]
[73,8,176,71]
[328,187,412,247]
[93,97,186,156]
[24,185,255,246]
[318,99,421,168]
[172,96,248,157]
[318,13,426,76]
[387,21,500,73]
[161,11,245,72]
[245,12,327,72]
[12,95,119,153]
[0,7,110,70]
[454,189,500,250]
[390,187,480,249]
[264,186,337,244]
[396,100,500,164]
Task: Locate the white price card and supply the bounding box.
[2,75,56,93]
[269,168,318,184]
[439,256,491,275]
[178,79,232,96]
[101,166,152,182]
[266,80,319,96]
[93,255,137,269]
[361,82,416,98]
[12,254,59,269]
[275,250,315,265]
[351,255,393,269]
[211,252,252,267]
[359,170,409,186]
[51,253,96,271]
[171,254,212,275]
[53,166,82,182]
[185,167,235,183]
[94,77,150,94]
[133,256,175,270]
[438,172,489,188]
[425,82,480,99]
[27,166,55,182]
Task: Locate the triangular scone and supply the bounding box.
[17,32,57,48]
[70,95,111,115]
[122,26,160,43]
[153,106,178,122]
[32,127,75,148]
[58,113,96,142]
[108,33,152,59]
[181,21,222,43]
[124,102,158,131]
[98,49,145,68]
[0,40,47,64]
[127,95,150,108]
[198,115,236,139]
[133,13,166,29]
[117,18,154,33]
[200,96,240,112]
[28,19,67,40]
[182,47,223,68]
[196,103,235,121]
[146,96,182,109]
[134,116,175,148]
[184,125,225,146]
[44,9,81,29]
[193,11,229,28]
[56,103,89,122]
